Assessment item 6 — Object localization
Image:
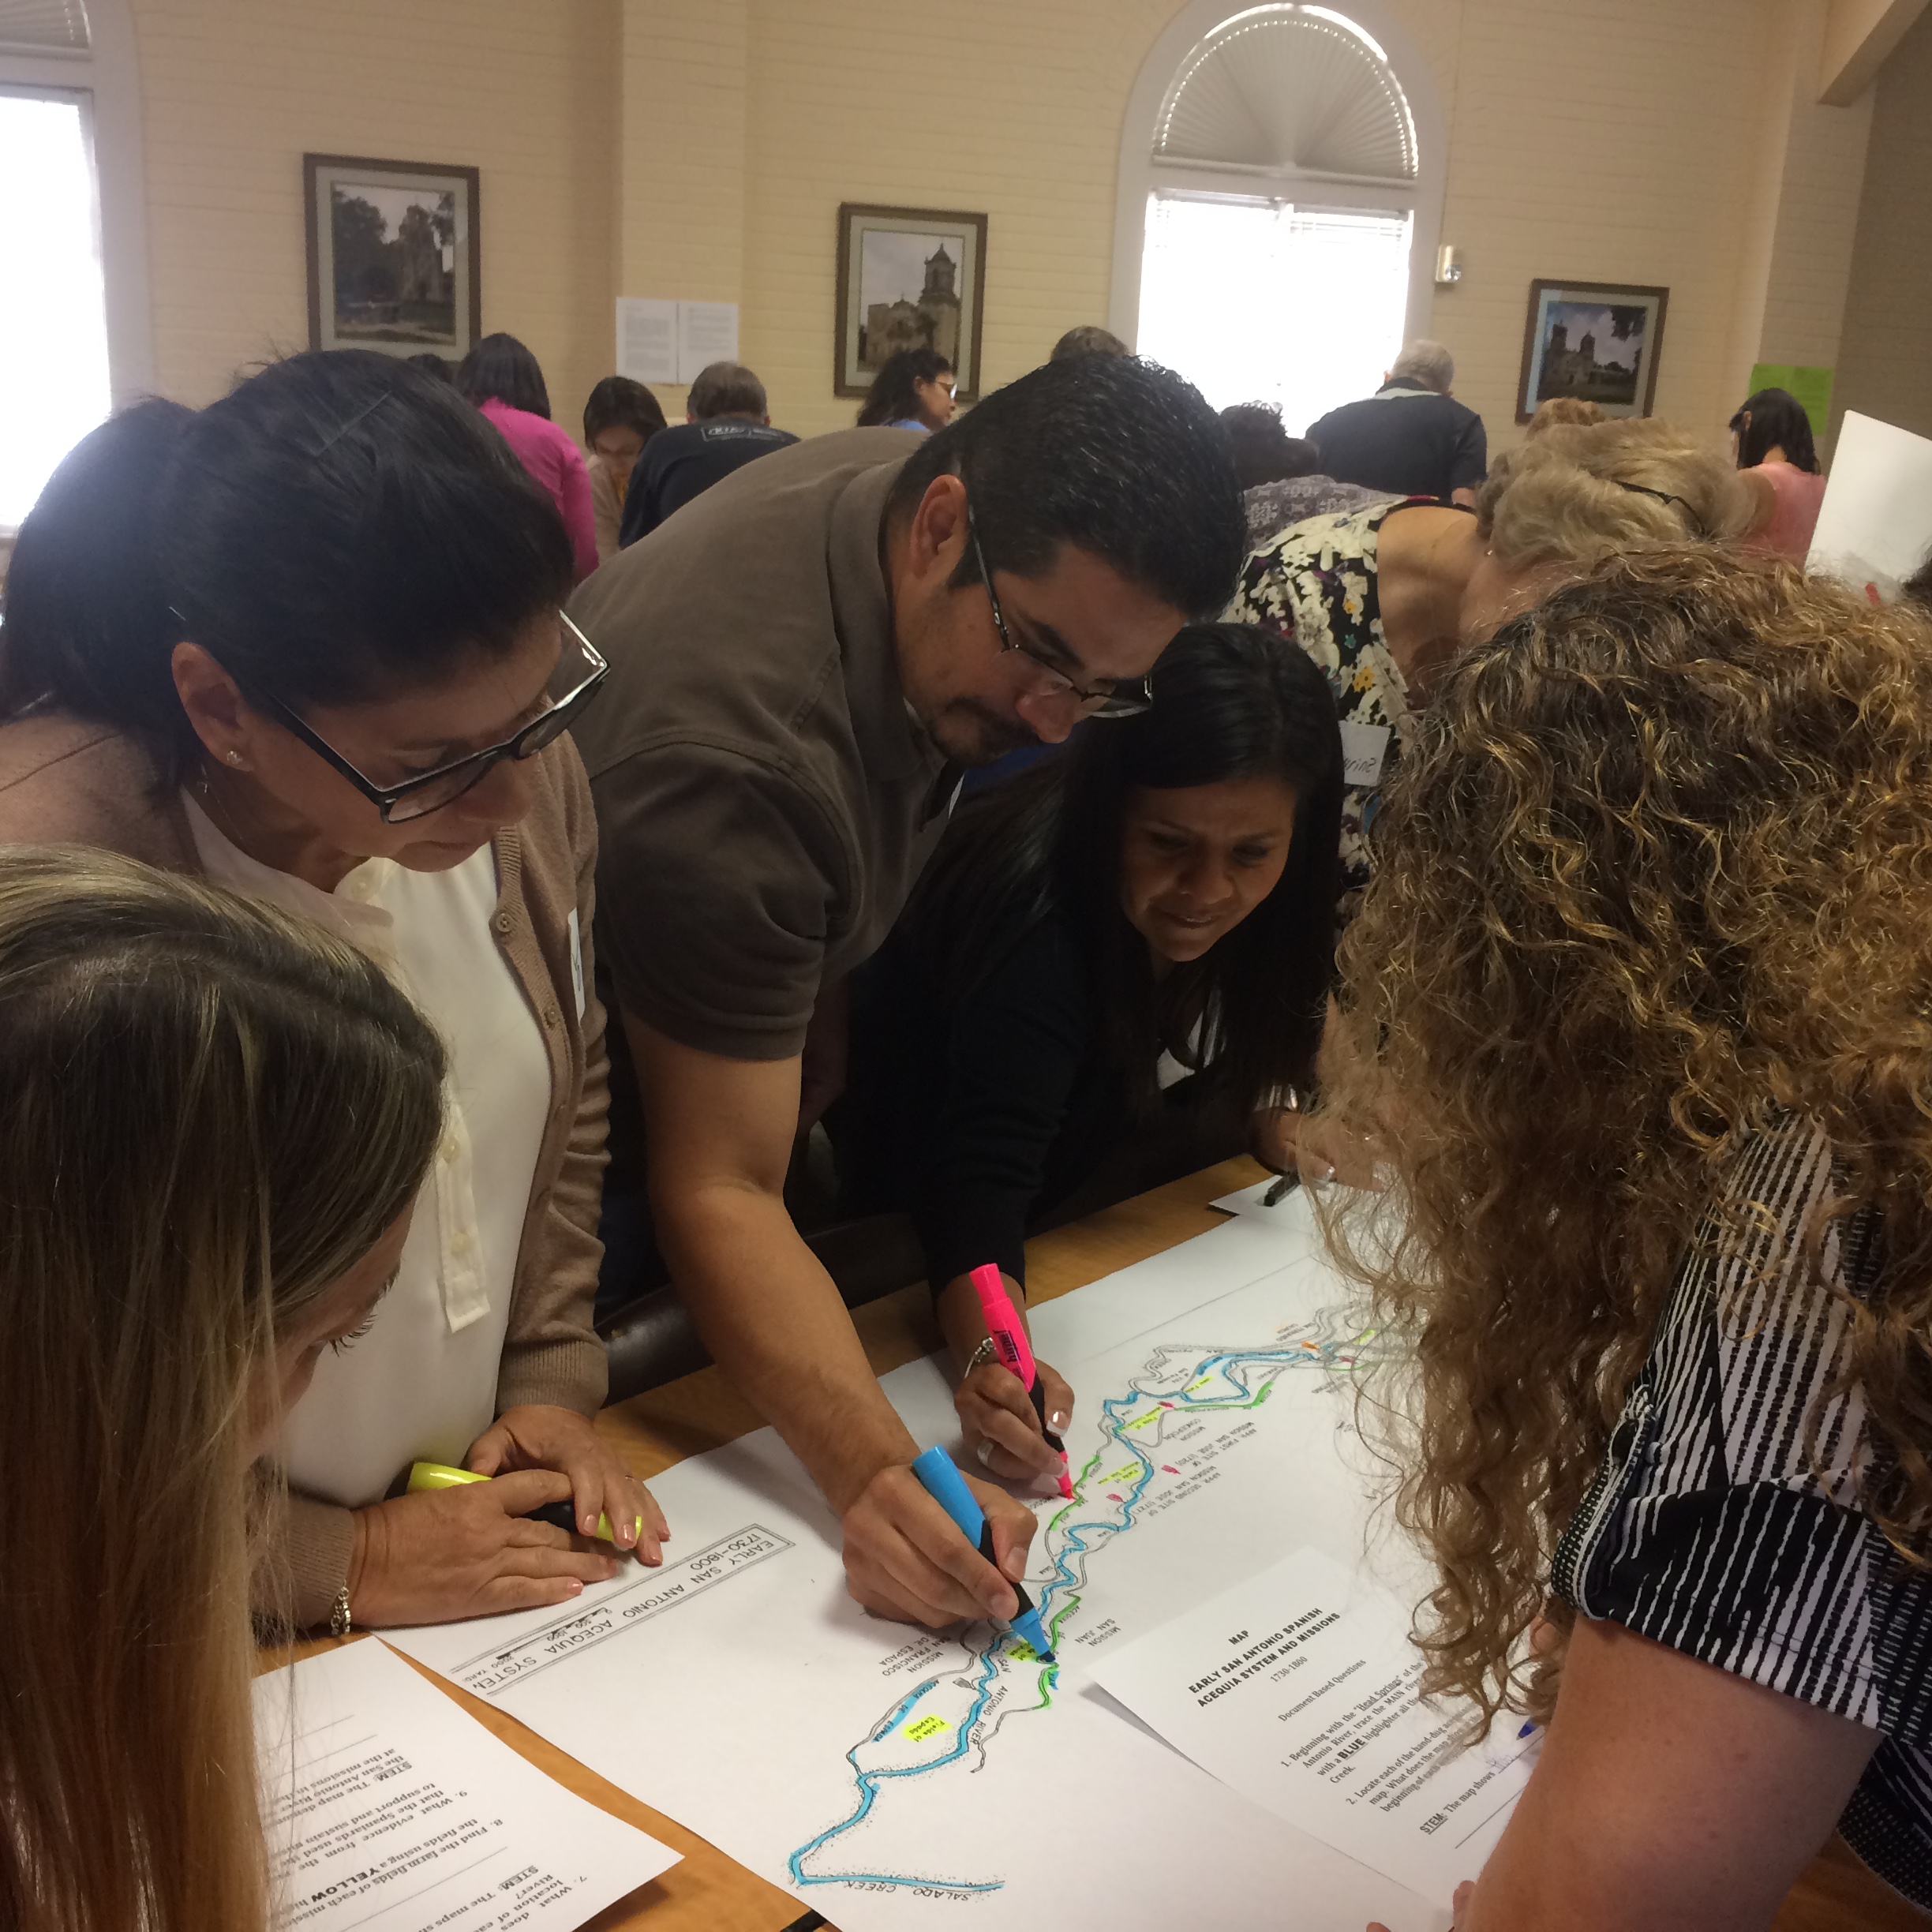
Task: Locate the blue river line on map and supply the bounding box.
[786,1312,1380,1896]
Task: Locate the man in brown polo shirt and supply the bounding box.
[567,354,1243,1633]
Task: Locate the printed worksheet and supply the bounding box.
[1092,1546,1541,1900]
[253,1637,678,1930]
[387,1208,1458,1930]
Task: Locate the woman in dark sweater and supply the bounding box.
[830,623,1342,1486]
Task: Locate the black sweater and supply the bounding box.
[831,911,1215,1287]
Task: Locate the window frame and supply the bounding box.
[1111,0,1445,353]
[1,0,152,539]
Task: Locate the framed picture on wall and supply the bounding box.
[834,203,988,401]
[304,153,481,361]
[1515,279,1668,422]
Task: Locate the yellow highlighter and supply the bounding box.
[406,1460,638,1546]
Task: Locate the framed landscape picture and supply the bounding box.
[305,153,481,360]
[834,203,987,401]
[1515,279,1668,422]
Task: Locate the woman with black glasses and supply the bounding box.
[0,350,664,1635]
[828,624,1341,1486]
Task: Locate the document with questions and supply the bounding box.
[1092,1547,1539,1901]
[253,1638,678,1931]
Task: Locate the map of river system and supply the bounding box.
[387,1215,1449,1932]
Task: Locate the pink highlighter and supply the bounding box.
[971,1261,1074,1499]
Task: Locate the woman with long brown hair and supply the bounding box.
[0,845,458,1931]
[1324,552,1932,1927]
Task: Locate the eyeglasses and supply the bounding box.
[241,613,609,824]
[964,503,1153,719]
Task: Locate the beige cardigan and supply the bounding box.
[0,715,611,1627]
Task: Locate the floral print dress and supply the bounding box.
[1226,499,1425,924]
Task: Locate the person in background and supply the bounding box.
[831,626,1339,1488]
[0,351,657,1634]
[1222,401,1391,548]
[459,331,600,582]
[1305,339,1488,507]
[1730,385,1827,563]
[407,350,457,384]
[1336,553,1932,1932]
[0,846,447,1932]
[1526,395,1603,435]
[582,375,667,565]
[1050,324,1129,361]
[856,346,957,432]
[568,353,1246,1635]
[1229,417,1756,948]
[618,361,797,549]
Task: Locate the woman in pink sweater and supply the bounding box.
[459,333,600,582]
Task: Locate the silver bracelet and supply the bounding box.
[329,1583,353,1639]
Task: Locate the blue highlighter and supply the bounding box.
[910,1444,1055,1663]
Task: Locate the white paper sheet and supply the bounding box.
[387,1218,1455,1930]
[1807,410,1932,601]
[613,297,677,386]
[1211,1174,1305,1226]
[1093,1548,1539,1900]
[252,1637,678,1930]
[676,300,739,380]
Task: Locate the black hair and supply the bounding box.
[406,351,456,384]
[1728,387,1820,474]
[902,623,1340,1123]
[888,355,1245,621]
[0,350,575,777]
[857,347,953,429]
[458,331,552,419]
[1219,402,1318,490]
[582,375,667,446]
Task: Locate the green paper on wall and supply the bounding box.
[1747,364,1834,440]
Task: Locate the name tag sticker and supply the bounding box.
[1339,721,1391,789]
[567,908,586,1020]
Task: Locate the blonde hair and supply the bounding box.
[0,848,444,1932]
[1525,396,1602,435]
[1316,551,1932,1730]
[1479,417,1756,571]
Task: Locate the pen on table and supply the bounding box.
[406,1460,640,1547]
[909,1444,1056,1664]
[1262,1173,1297,1207]
[969,1261,1073,1499]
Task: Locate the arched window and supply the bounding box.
[1113,2,1443,439]
[1,0,151,533]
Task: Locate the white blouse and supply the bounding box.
[185,795,550,1507]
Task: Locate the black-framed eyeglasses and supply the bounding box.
[964,503,1153,719]
[242,613,608,824]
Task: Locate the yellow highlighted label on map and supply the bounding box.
[1005,1639,1039,1661]
[1186,1376,1213,1391]
[1125,1410,1162,1431]
[904,1714,951,1742]
[1104,1463,1140,1483]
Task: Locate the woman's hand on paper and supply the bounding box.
[1259,1107,1383,1192]
[841,1461,1036,1630]
[347,1470,623,1627]
[957,1357,1074,1494]
[468,1403,665,1562]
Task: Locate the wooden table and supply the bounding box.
[289,1156,1924,1932]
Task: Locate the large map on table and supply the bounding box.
[387,1210,1446,1932]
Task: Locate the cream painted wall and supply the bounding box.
[1832,4,1932,445]
[131,0,617,422]
[123,0,1875,460]
[1391,0,1870,454]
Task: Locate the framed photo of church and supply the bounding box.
[304,153,481,361]
[834,203,988,402]
[1515,279,1668,423]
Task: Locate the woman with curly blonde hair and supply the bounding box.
[1326,550,1932,1929]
